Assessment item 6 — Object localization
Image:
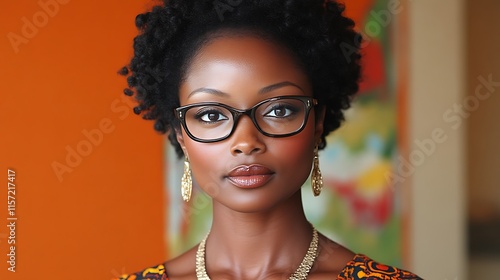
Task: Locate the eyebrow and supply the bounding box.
[258,81,304,94]
[188,87,228,98]
[188,81,304,98]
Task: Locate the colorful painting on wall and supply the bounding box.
[164,0,409,266]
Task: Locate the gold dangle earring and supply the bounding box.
[311,146,323,196]
[181,158,192,202]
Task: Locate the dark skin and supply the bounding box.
[167,35,355,279]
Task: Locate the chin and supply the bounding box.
[212,188,301,214]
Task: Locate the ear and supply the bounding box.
[314,105,326,144]
[175,128,189,159]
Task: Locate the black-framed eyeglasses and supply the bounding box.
[175,96,318,143]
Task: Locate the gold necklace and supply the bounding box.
[195,227,319,280]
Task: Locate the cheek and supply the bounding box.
[267,121,317,174]
[272,136,314,167]
[183,138,227,196]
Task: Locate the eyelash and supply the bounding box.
[264,104,299,117]
[194,108,228,123]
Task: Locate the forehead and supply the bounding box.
[180,35,312,104]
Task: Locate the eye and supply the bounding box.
[195,108,229,123]
[264,104,298,118]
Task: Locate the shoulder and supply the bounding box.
[115,263,167,280]
[337,254,423,280]
[116,246,198,280]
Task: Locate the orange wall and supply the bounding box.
[0,1,166,279]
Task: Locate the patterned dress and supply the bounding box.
[117,254,422,279]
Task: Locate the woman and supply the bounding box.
[117,0,422,279]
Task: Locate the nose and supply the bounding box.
[230,115,266,156]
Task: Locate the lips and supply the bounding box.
[226,165,274,189]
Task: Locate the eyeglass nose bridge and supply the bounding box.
[229,107,261,135]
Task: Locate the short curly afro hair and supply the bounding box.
[120,0,362,158]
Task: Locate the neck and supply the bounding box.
[204,191,314,279]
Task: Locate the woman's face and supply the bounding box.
[177,35,324,213]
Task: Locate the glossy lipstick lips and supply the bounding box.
[226,165,274,189]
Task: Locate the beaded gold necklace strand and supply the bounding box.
[195,227,319,280]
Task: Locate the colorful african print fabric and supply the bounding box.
[118,263,167,280]
[117,254,422,280]
[337,255,422,279]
